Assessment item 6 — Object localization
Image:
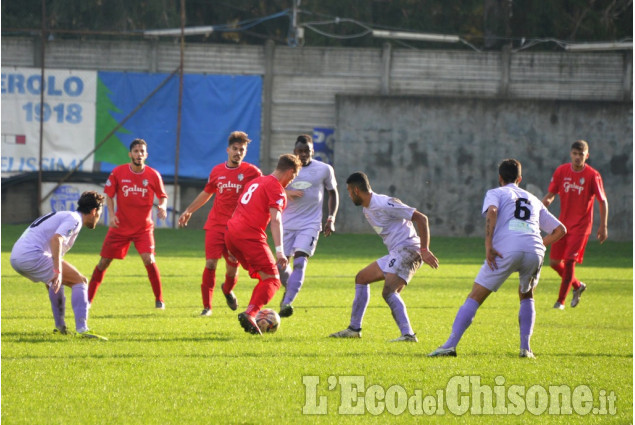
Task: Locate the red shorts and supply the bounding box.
[100,228,155,259]
[549,232,589,264]
[224,232,277,279]
[205,226,238,266]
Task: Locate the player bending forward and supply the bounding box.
[428,159,566,358]
[10,191,107,339]
[330,171,439,342]
[225,154,302,335]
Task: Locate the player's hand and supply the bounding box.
[597,226,608,244]
[49,272,62,294]
[323,220,335,237]
[276,252,288,270]
[486,247,503,271]
[108,215,120,228]
[420,249,439,269]
[178,212,191,228]
[157,206,167,220]
[286,189,304,199]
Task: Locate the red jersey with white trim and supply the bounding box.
[104,164,168,236]
[203,162,261,230]
[547,163,606,235]
[227,175,287,240]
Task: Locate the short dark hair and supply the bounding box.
[346,172,371,193]
[77,191,104,214]
[228,131,251,146]
[571,140,589,152]
[295,134,313,147]
[498,159,522,184]
[129,138,147,151]
[276,154,302,173]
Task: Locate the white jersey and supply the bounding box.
[363,192,420,252]
[482,183,563,256]
[283,159,337,231]
[11,211,83,258]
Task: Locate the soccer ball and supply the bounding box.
[255,309,280,334]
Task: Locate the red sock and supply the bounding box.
[145,263,164,302]
[557,260,576,304]
[222,274,238,294]
[87,266,106,303]
[201,268,216,309]
[245,277,281,316]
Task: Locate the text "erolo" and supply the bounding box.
[1,73,84,97]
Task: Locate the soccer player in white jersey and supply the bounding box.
[330,172,439,342]
[10,191,107,339]
[277,135,339,318]
[428,159,566,358]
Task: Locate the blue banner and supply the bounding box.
[96,72,262,178]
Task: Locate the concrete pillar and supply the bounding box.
[623,50,632,102]
[261,39,275,173]
[381,42,392,95]
[499,44,511,97]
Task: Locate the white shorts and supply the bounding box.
[475,251,544,294]
[283,228,320,257]
[376,246,422,284]
[10,250,55,284]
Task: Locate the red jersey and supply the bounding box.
[203,162,261,229]
[227,175,287,240]
[548,163,606,235]
[104,164,168,235]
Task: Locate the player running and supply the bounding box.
[10,191,107,339]
[542,140,608,309]
[225,154,302,335]
[87,138,169,309]
[277,134,338,318]
[329,171,439,342]
[178,131,262,316]
[428,159,566,358]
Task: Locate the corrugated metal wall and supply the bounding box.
[2,37,630,171]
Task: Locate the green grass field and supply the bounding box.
[2,225,632,424]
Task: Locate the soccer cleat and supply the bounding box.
[279,304,294,318]
[238,312,262,335]
[53,326,69,335]
[200,308,212,317]
[78,330,108,341]
[224,292,238,311]
[155,301,166,310]
[427,347,457,357]
[390,333,418,342]
[519,349,535,358]
[329,328,362,338]
[570,282,587,308]
[553,302,565,310]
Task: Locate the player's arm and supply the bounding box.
[106,195,119,228]
[156,196,168,220]
[323,188,339,237]
[285,188,303,199]
[269,207,288,270]
[543,224,566,247]
[178,191,213,228]
[48,234,64,293]
[484,205,502,271]
[597,198,608,243]
[411,210,439,269]
[542,192,557,207]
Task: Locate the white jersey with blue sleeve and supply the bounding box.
[282,160,337,232]
[482,184,563,256]
[363,193,420,252]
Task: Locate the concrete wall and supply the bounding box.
[334,96,632,240]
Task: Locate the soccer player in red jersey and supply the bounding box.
[542,140,608,309]
[178,131,262,316]
[87,139,169,309]
[225,154,302,335]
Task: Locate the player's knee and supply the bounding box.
[382,287,397,300]
[292,256,307,270]
[98,258,112,270]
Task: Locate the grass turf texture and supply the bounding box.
[1,225,632,424]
